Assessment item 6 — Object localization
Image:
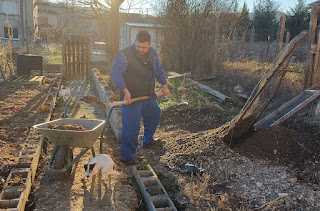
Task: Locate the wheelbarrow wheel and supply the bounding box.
[54,145,72,171]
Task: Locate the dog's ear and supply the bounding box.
[89,163,96,172]
[84,164,88,170]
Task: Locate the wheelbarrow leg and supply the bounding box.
[99,107,116,154]
[63,147,91,172]
[48,146,58,169]
[91,147,95,157]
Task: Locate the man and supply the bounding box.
[111,30,170,165]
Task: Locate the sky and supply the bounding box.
[123,0,318,15]
[240,0,316,13]
[50,0,318,15]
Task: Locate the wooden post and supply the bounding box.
[241,31,246,62]
[212,15,220,74]
[266,36,271,62]
[86,40,91,79]
[63,38,67,79]
[313,30,320,84]
[277,14,286,55]
[285,31,290,45]
[305,3,318,89]
[67,40,71,80]
[80,39,84,80]
[76,40,80,80]
[72,39,75,79]
[109,0,124,61]
[20,0,24,47]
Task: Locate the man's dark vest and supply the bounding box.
[120,45,156,100]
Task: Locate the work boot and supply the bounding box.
[120,158,137,166]
[143,138,161,148]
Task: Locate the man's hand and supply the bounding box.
[161,84,170,96]
[123,88,132,104]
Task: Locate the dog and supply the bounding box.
[59,85,71,101]
[82,154,120,180]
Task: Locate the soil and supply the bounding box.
[80,94,107,109]
[0,80,51,191]
[1,74,320,210]
[48,124,87,131]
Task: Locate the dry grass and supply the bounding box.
[0,20,15,80]
[223,61,269,72]
[179,173,252,210]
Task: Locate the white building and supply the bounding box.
[119,22,163,53]
[0,0,34,48]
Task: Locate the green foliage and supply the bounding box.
[285,0,310,39]
[253,0,279,42]
[156,78,219,110]
[236,2,252,38]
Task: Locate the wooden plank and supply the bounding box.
[72,39,76,79]
[186,78,232,102]
[285,31,290,45]
[30,76,45,84]
[76,40,80,80]
[86,40,91,79]
[271,90,320,126]
[305,3,318,89]
[277,14,286,55]
[63,38,67,79]
[67,40,71,80]
[168,72,191,79]
[241,31,246,62]
[29,76,39,81]
[312,31,320,84]
[254,90,320,129]
[212,15,220,73]
[80,39,84,80]
[12,76,24,81]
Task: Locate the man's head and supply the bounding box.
[135,30,151,56]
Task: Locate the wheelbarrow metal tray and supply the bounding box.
[33,118,105,147]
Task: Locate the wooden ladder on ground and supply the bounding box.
[133,165,177,211]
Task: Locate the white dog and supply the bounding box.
[59,85,71,101]
[82,154,120,180]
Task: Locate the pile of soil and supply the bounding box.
[233,126,314,164]
[48,124,87,131]
[160,103,230,132]
[80,95,107,109]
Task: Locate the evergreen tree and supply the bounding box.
[286,0,310,39]
[253,0,279,42]
[236,2,252,38]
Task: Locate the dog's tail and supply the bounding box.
[113,166,121,175]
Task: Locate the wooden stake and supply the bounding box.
[305,3,319,89]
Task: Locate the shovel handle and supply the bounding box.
[106,92,164,108]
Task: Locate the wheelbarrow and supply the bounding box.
[33,98,106,174]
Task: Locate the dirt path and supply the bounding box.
[0,80,51,191]
[32,80,137,211]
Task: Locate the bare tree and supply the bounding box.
[157,0,238,77]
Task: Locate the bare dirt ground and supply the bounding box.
[0,80,50,191]
[1,71,320,210]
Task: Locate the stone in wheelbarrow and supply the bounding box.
[33,118,105,148]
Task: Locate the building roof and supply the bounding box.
[124,22,163,28]
[309,1,320,6]
[38,8,59,14]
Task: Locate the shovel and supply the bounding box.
[80,92,164,109]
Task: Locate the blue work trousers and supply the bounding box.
[120,98,161,161]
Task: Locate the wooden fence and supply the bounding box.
[63,38,91,80]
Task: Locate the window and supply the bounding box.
[1,1,19,15]
[4,27,19,39]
